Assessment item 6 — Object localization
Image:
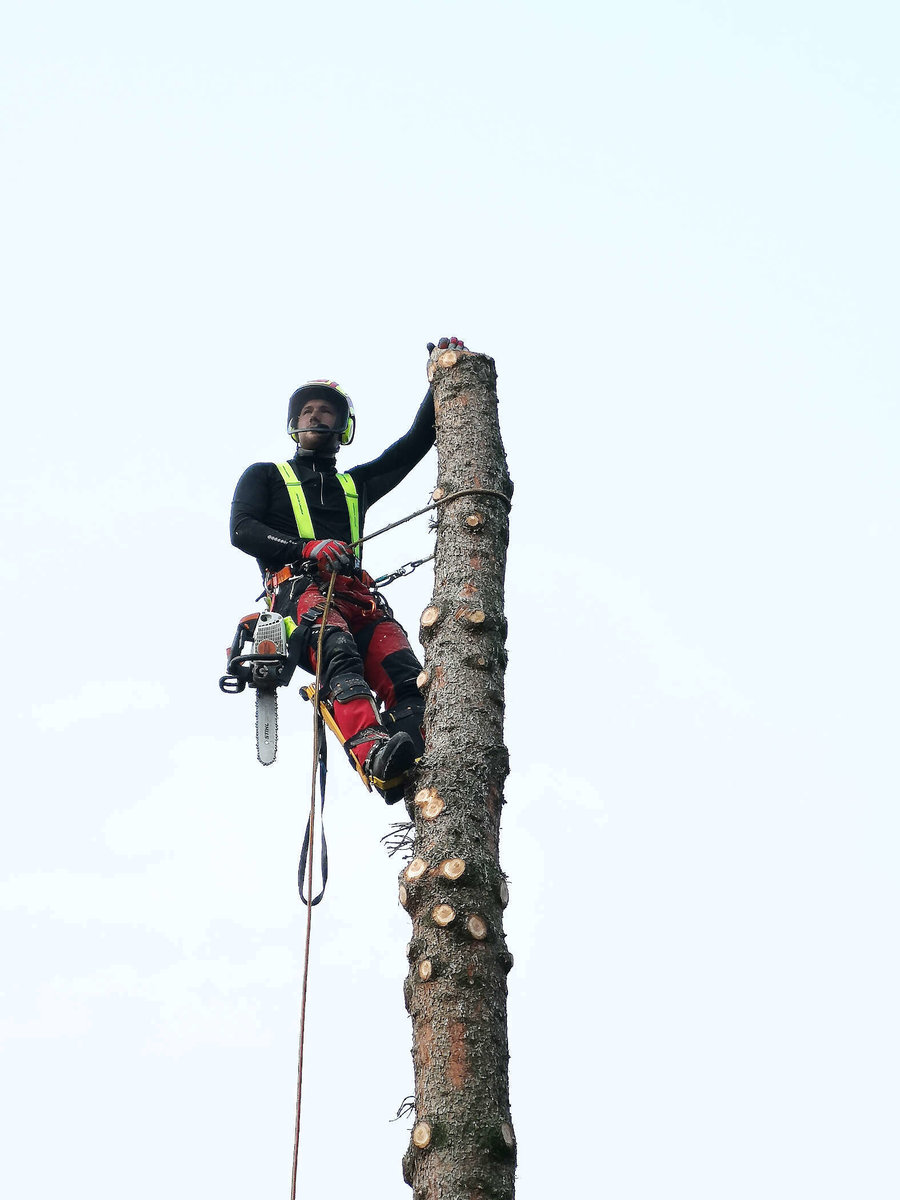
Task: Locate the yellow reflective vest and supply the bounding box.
[274,461,360,561]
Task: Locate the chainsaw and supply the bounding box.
[219,612,295,765]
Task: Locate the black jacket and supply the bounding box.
[230,389,435,574]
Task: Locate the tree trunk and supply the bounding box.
[401,347,515,1200]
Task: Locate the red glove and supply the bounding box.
[302,539,354,573]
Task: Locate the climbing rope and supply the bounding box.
[348,485,512,557]
[290,570,337,1200]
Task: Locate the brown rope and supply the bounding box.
[290,569,337,1200]
[349,485,511,553]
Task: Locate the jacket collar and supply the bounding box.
[292,447,337,471]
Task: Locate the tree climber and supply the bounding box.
[229,339,464,801]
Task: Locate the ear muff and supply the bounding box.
[339,395,356,446]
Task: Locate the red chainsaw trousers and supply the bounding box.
[281,575,425,765]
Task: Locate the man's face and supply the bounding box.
[295,398,340,451]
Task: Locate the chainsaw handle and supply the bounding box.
[225,651,295,690]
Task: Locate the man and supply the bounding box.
[230,338,464,801]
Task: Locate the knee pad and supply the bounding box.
[330,673,372,704]
[319,629,365,692]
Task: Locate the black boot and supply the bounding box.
[364,731,417,803]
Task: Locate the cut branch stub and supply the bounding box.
[414,788,445,821]
[418,959,432,981]
[501,1123,515,1149]
[399,884,408,908]
[420,605,442,631]
[405,858,429,883]
[499,879,510,908]
[432,904,456,927]
[455,606,486,626]
[466,914,488,940]
[466,512,484,528]
[438,350,459,368]
[432,486,445,501]
[416,669,430,690]
[412,1121,433,1150]
[437,858,466,881]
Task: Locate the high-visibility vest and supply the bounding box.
[275,461,360,562]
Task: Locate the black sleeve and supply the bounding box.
[230,462,308,567]
[349,389,435,507]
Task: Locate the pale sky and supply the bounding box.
[2,2,898,1197]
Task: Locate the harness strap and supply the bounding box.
[267,564,294,590]
[331,589,378,615]
[346,725,386,750]
[337,472,360,561]
[276,461,361,563]
[369,769,411,790]
[275,461,316,539]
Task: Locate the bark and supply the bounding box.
[400,347,515,1200]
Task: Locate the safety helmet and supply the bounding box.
[287,379,356,446]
